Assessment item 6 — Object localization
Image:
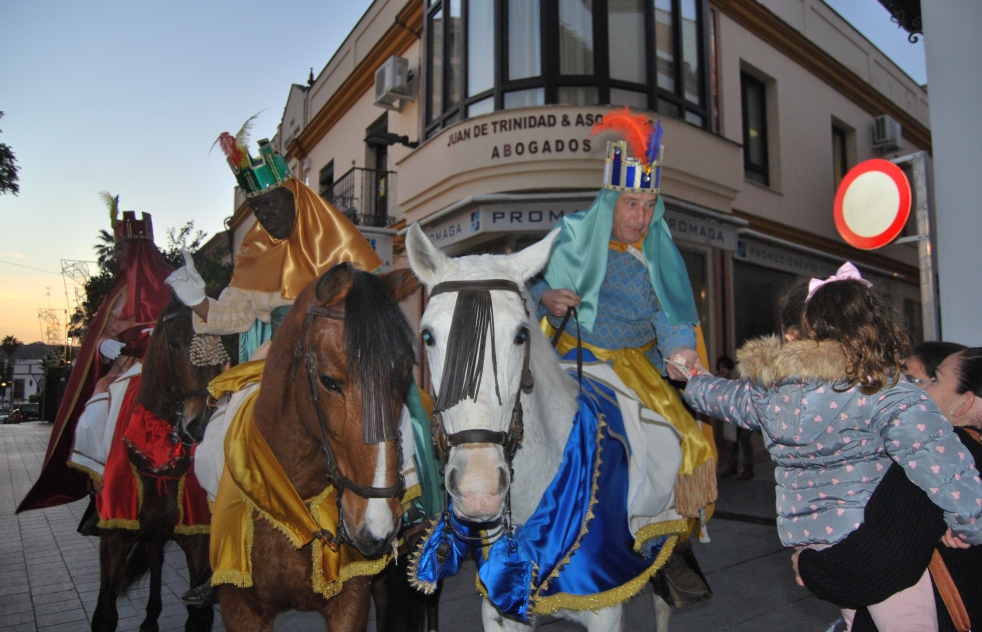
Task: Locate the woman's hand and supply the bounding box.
[540,289,581,318]
[791,547,805,586]
[940,528,972,549]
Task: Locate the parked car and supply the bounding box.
[6,403,39,424]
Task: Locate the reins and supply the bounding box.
[293,300,405,551]
[159,308,216,448]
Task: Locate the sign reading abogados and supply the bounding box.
[444,111,606,160]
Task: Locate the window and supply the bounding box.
[741,72,768,186]
[319,161,335,198]
[13,379,24,401]
[832,124,848,188]
[423,0,711,137]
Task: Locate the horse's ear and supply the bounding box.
[405,223,448,286]
[508,226,561,283]
[316,263,355,304]
[381,268,421,303]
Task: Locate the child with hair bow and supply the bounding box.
[675,263,982,631]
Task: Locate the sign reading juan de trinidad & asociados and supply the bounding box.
[444,111,606,160]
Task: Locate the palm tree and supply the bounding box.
[95,229,115,272]
[1,335,21,365]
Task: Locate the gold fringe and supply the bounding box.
[406,520,441,595]
[532,535,678,616]
[213,502,256,588]
[211,568,253,588]
[673,458,717,518]
[67,460,104,486]
[537,414,608,595]
[97,518,140,530]
[174,524,211,535]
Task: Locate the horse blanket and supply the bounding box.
[410,356,688,621]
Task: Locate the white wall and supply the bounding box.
[922,2,982,345]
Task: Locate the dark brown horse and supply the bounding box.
[92,299,224,632]
[217,264,420,632]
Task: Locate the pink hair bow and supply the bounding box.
[807,262,872,301]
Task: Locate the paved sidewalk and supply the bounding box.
[2,421,840,631]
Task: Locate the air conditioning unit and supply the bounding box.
[374,56,415,111]
[871,115,902,152]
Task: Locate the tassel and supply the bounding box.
[434,290,501,412]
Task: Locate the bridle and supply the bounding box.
[292,299,405,551]
[159,309,214,448]
[427,279,534,545]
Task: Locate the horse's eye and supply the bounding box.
[421,330,435,347]
[168,339,180,350]
[514,328,529,345]
[320,376,343,394]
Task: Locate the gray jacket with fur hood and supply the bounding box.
[685,336,982,547]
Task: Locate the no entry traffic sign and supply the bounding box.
[833,159,911,250]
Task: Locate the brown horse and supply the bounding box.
[217,264,420,632]
[92,299,224,632]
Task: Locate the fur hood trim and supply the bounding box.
[736,336,849,385]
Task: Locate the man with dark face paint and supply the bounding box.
[166,135,381,362]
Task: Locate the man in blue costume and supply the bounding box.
[528,108,715,606]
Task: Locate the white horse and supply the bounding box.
[405,223,677,632]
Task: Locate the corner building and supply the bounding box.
[224,0,931,385]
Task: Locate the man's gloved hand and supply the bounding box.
[165,250,207,307]
[99,339,125,361]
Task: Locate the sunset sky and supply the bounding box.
[0,0,926,344]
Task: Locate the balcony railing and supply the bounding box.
[324,167,397,228]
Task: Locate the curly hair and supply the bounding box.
[797,279,910,394]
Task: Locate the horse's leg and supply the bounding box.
[319,576,372,632]
[480,597,532,632]
[425,580,443,632]
[92,530,139,632]
[218,587,273,632]
[561,604,624,632]
[174,534,214,632]
[139,539,164,632]
[371,566,391,631]
[652,594,671,632]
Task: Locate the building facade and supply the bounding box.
[9,359,43,404]
[223,0,931,375]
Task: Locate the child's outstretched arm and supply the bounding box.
[877,388,982,545]
[684,374,763,431]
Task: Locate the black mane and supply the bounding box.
[343,270,416,444]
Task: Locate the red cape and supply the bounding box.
[18,241,173,512]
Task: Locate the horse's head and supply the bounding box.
[135,298,226,468]
[406,223,559,522]
[279,263,419,557]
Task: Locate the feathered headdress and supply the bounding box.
[212,113,293,197]
[101,191,119,229]
[591,107,665,193]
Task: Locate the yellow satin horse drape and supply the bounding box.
[540,318,717,518]
[208,360,387,597]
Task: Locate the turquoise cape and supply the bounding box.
[409,360,679,621]
[543,190,698,332]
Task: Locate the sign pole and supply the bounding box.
[891,151,940,342]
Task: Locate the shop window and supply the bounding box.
[732,261,798,347]
[423,0,712,138]
[832,124,848,188]
[741,72,768,186]
[319,161,334,199]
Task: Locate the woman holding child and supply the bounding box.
[674,263,982,632]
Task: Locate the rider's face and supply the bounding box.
[611,192,657,244]
[249,186,297,240]
[113,239,129,273]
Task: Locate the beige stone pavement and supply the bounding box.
[1,421,841,632]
